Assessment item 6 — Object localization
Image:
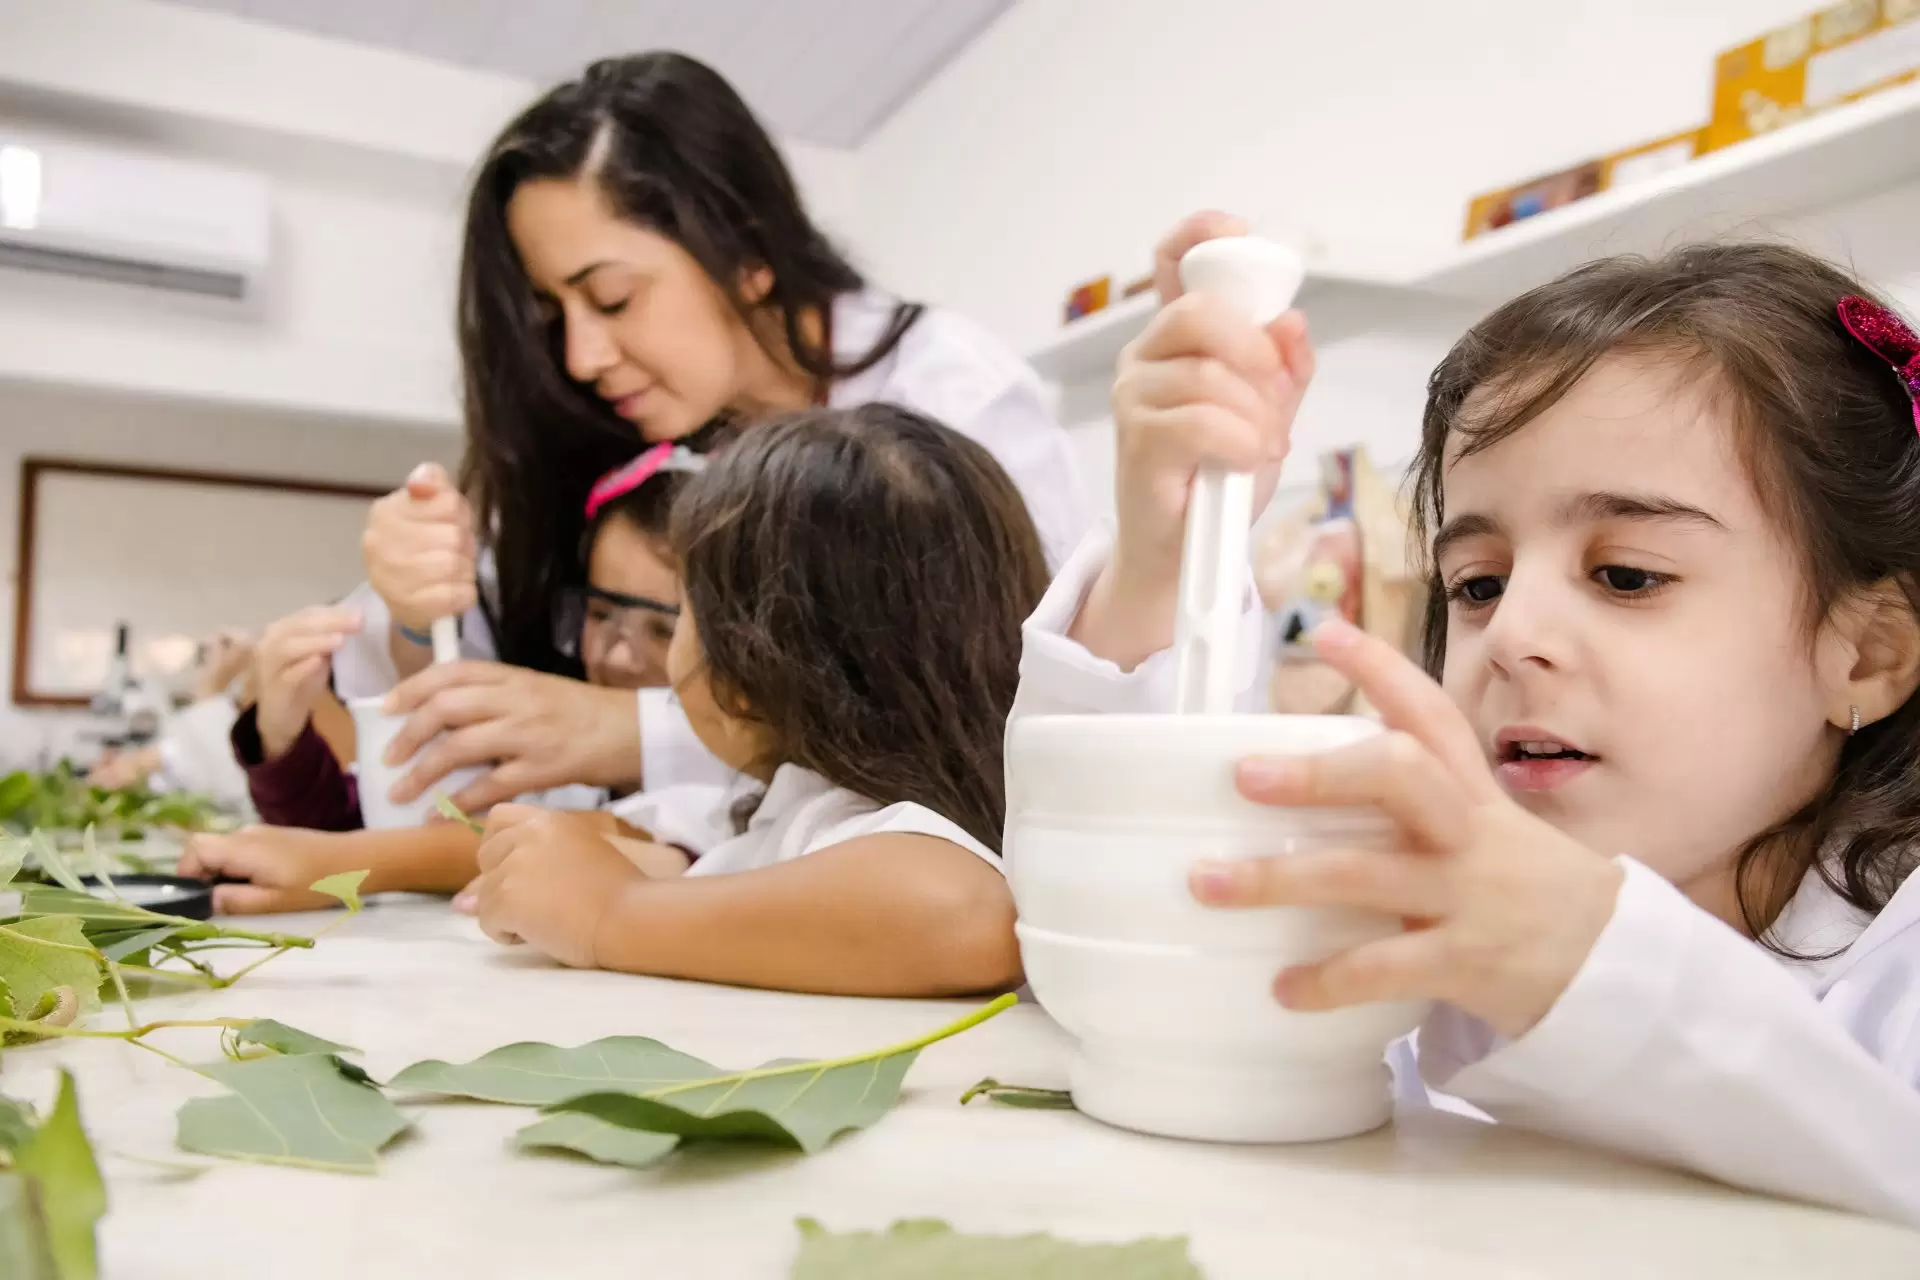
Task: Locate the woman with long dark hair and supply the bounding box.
[331,53,1086,811]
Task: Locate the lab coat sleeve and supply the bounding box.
[328,580,498,700]
[952,379,1090,574]
[1012,527,1267,721]
[1422,858,1920,1227]
[637,686,738,792]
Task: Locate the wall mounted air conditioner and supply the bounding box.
[0,130,270,301]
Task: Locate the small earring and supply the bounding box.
[1849,705,1862,735]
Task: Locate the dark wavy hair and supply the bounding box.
[1410,242,1920,948]
[670,404,1050,852]
[457,52,922,676]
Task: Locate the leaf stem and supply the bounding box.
[642,993,1018,1101]
[0,1014,251,1042]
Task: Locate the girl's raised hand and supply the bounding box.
[1072,212,1315,670]
[1189,618,1625,1039]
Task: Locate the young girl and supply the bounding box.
[1023,213,1920,1225]
[179,444,703,911]
[465,403,1049,997]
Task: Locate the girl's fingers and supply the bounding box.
[1273,929,1448,1012]
[1120,354,1275,432]
[1268,311,1316,400]
[1190,846,1449,918]
[1311,619,1499,800]
[1153,210,1251,305]
[1233,730,1468,852]
[1132,294,1284,384]
[1125,403,1268,477]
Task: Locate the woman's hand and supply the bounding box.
[363,462,478,633]
[193,629,255,701]
[1189,619,1625,1039]
[469,805,647,967]
[1072,211,1316,669]
[380,663,643,810]
[178,826,361,915]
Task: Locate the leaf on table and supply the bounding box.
[230,1020,373,1085]
[390,1037,719,1105]
[0,1171,58,1280]
[308,871,368,914]
[11,1071,106,1280]
[175,1055,408,1175]
[511,1112,680,1168]
[546,1050,919,1156]
[959,1079,1077,1110]
[24,835,87,897]
[0,1094,37,1154]
[789,1219,1205,1279]
[433,796,484,834]
[0,918,103,1019]
[15,889,170,932]
[94,925,188,965]
[0,837,24,891]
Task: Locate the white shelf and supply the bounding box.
[1026,77,1920,384]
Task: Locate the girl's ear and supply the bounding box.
[1819,580,1920,730]
[739,264,774,305]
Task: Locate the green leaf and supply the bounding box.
[550,1051,918,1155]
[0,918,102,1017]
[25,835,86,897]
[959,1079,1077,1110]
[175,1055,408,1174]
[233,1019,358,1058]
[0,1171,58,1280]
[789,1219,1203,1279]
[433,795,484,834]
[0,838,24,891]
[0,1095,36,1154]
[15,888,168,930]
[511,1113,680,1168]
[308,871,368,913]
[12,1072,105,1280]
[95,925,187,964]
[390,1037,720,1105]
[0,773,34,822]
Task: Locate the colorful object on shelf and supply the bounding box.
[1253,447,1423,716]
[1061,275,1111,325]
[1707,0,1920,151]
[1462,128,1706,240]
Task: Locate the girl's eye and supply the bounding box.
[593,297,629,317]
[1447,575,1505,607]
[1594,565,1669,595]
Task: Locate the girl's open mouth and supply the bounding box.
[1494,732,1596,792]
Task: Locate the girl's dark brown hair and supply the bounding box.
[1410,242,1920,947]
[457,52,923,677]
[670,404,1050,852]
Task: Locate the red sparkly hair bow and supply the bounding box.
[1838,295,1920,434]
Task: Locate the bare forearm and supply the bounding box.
[592,842,1021,997]
[334,823,482,895]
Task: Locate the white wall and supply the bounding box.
[0,379,460,769]
[853,0,1920,518]
[0,0,867,428]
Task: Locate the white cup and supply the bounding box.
[348,697,486,830]
[1005,713,1430,1143]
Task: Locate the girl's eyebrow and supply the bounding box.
[1435,491,1726,562]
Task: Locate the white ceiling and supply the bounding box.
[156,0,1014,147]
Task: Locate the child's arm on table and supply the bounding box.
[178,822,483,913]
[471,806,1019,997]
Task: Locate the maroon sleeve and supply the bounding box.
[230,705,362,832]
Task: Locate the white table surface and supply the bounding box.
[5,897,1917,1279]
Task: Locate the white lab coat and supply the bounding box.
[333,290,1089,793]
[1017,529,1920,1228]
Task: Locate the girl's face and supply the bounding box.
[580,518,679,689]
[508,177,779,442]
[1435,354,1850,919]
[665,609,773,781]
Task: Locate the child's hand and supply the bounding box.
[1072,212,1316,668]
[469,805,647,968]
[254,606,362,761]
[177,827,358,914]
[1188,619,1625,1039]
[364,462,479,633]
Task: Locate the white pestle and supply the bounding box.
[1171,236,1307,715]
[430,615,461,667]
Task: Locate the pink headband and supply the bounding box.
[584,443,706,520]
[1838,295,1920,435]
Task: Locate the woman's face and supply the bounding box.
[507,176,766,442]
[580,518,678,689]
